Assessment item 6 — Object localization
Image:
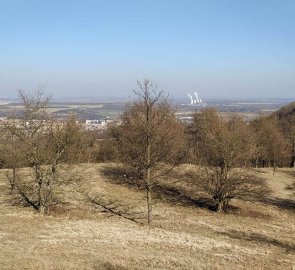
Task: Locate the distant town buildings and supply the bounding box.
[84,118,120,130]
[0,116,121,131]
[85,119,107,130]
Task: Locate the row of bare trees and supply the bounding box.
[108,80,291,223]
[0,81,293,225]
[107,80,295,222]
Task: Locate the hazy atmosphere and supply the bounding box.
[1,2,295,270]
[1,0,294,99]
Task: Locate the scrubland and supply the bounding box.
[0,164,294,270]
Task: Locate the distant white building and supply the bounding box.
[85,119,107,130]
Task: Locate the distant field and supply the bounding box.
[0,102,124,120]
[0,164,294,270]
[0,98,292,120]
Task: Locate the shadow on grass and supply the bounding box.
[101,165,145,189]
[93,262,128,270]
[101,165,217,211]
[261,197,295,211]
[219,230,295,253]
[152,184,217,211]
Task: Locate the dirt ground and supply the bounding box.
[0,164,294,270]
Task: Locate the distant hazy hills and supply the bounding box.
[0,96,14,104]
[52,96,129,103]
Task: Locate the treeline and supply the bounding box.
[0,82,294,225]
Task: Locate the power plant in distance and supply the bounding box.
[187,91,207,107]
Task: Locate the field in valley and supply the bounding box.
[0,164,294,270]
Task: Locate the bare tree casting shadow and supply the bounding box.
[102,165,295,213]
[218,230,295,253]
[101,165,217,212]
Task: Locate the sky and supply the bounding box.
[0,0,294,100]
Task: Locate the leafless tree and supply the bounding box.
[111,80,185,225]
[5,89,87,214]
[190,108,270,212]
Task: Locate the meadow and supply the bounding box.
[0,164,294,270]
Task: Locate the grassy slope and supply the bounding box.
[0,164,294,270]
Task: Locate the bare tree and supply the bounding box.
[190,108,269,212]
[111,80,185,225]
[5,89,87,214]
[197,168,270,212]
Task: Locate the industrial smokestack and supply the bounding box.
[188,93,194,105]
[188,91,204,105]
[194,91,199,103]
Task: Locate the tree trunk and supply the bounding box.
[39,205,45,215]
[273,162,277,175]
[39,205,50,215]
[146,136,153,226]
[216,200,224,213]
[11,167,16,191]
[146,99,153,227]
[147,184,153,226]
[223,199,229,212]
[37,169,42,208]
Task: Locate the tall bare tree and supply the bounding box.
[112,80,185,225]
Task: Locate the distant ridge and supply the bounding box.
[52,96,129,103]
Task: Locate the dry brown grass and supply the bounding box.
[0,164,294,270]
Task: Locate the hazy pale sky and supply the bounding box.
[0,0,294,99]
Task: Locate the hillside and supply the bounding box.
[272,101,295,120]
[271,101,295,134]
[0,164,294,270]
